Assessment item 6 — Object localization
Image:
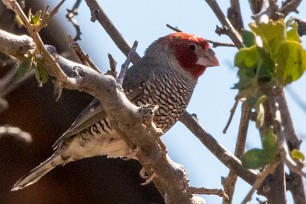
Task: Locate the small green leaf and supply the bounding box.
[241,148,269,169]
[250,19,286,57]
[262,128,278,160]
[291,149,305,162]
[30,10,42,26]
[275,41,306,85]
[235,46,259,69]
[256,47,275,81]
[35,58,48,86]
[14,56,33,82]
[242,30,256,47]
[287,21,301,43]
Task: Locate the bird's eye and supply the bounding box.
[188,44,196,52]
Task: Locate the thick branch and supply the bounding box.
[0,29,35,59]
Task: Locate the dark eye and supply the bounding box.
[188,44,196,52]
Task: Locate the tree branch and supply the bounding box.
[222,102,251,203]
[180,112,257,186]
[204,0,244,48]
[228,0,244,32]
[85,0,141,61]
[269,87,306,203]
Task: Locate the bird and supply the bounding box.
[12,32,219,191]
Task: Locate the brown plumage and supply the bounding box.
[12,32,219,190]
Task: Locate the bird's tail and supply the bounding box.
[12,153,62,191]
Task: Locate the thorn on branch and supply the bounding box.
[105,53,117,79]
[116,40,138,85]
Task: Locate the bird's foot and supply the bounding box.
[140,167,157,185]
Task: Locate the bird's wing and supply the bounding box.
[53,98,106,148]
[122,58,158,102]
[54,59,161,148]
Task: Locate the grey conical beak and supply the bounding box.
[196,48,219,67]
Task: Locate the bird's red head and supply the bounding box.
[160,33,219,79]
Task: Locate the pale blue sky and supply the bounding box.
[47,1,306,203]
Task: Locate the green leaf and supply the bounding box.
[35,58,48,86]
[241,148,269,169]
[235,46,259,69]
[275,41,306,85]
[242,30,256,47]
[287,21,301,43]
[14,56,33,82]
[256,47,275,81]
[262,128,278,160]
[30,10,42,26]
[291,149,305,162]
[250,19,286,58]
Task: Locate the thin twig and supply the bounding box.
[166,24,182,32]
[222,103,251,203]
[223,99,239,134]
[279,0,301,16]
[85,0,140,61]
[47,0,66,22]
[166,23,235,48]
[66,0,82,41]
[180,112,257,186]
[117,41,138,85]
[206,40,235,48]
[204,0,244,48]
[67,35,101,73]
[188,187,229,200]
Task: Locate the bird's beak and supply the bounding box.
[196,48,219,67]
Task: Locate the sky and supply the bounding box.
[46,0,306,203]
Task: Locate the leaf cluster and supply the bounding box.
[235,19,306,169]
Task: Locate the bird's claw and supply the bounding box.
[140,167,157,185]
